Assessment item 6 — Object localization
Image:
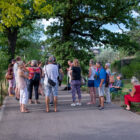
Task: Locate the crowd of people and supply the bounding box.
[5,56,140,113]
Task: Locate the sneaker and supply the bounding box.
[96,105,101,107]
[76,102,82,106]
[71,103,76,107]
[15,97,19,101]
[98,107,104,110]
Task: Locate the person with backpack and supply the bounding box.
[104,63,111,104]
[26,60,41,104]
[94,62,106,110]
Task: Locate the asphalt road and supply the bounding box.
[0,87,140,140]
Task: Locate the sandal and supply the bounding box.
[125,108,130,111]
[29,100,34,104]
[87,102,94,105]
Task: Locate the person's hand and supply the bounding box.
[99,84,102,88]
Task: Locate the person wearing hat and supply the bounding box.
[43,56,59,112]
[104,63,111,104]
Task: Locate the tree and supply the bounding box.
[44,0,139,68]
[0,0,52,60]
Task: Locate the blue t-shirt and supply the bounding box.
[94,67,106,87]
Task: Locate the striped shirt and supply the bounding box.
[28,67,41,80]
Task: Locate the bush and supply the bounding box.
[121,60,140,79]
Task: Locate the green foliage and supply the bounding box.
[122,62,140,79]
[44,0,139,73]
[0,0,52,31]
[0,51,9,80]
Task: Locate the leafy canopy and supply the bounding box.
[0,0,52,31]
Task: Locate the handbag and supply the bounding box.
[5,72,13,80]
[45,66,56,87]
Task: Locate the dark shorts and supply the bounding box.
[88,80,94,87]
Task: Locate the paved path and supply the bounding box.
[0,87,140,140]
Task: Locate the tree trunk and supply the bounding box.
[7,28,18,61]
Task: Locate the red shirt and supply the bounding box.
[28,67,41,80]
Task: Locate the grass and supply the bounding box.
[111,81,140,114]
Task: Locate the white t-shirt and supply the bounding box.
[13,63,18,78]
[43,64,59,85]
[88,67,96,80]
[106,68,111,76]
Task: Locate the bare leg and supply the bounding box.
[8,87,13,96]
[45,97,50,112]
[15,87,20,99]
[100,96,104,107]
[93,87,96,104]
[54,96,57,112]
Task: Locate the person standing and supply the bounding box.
[17,61,29,113]
[67,60,73,90]
[26,60,41,104]
[43,56,59,112]
[13,56,21,100]
[7,64,14,96]
[104,63,111,104]
[70,59,82,107]
[95,62,106,110]
[87,59,96,105]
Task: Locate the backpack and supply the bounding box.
[5,71,13,80]
[32,69,40,82]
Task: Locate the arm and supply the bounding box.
[130,87,136,97]
[19,70,28,79]
[88,67,92,78]
[100,79,104,87]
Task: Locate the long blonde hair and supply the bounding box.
[73,59,80,67]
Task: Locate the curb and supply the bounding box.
[0,96,8,122]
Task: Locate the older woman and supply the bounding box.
[124,77,140,111]
[26,60,41,104]
[70,59,82,107]
[17,61,29,113]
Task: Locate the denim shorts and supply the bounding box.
[96,84,105,97]
[88,80,94,87]
[44,84,58,97]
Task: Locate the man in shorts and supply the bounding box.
[95,62,106,110]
